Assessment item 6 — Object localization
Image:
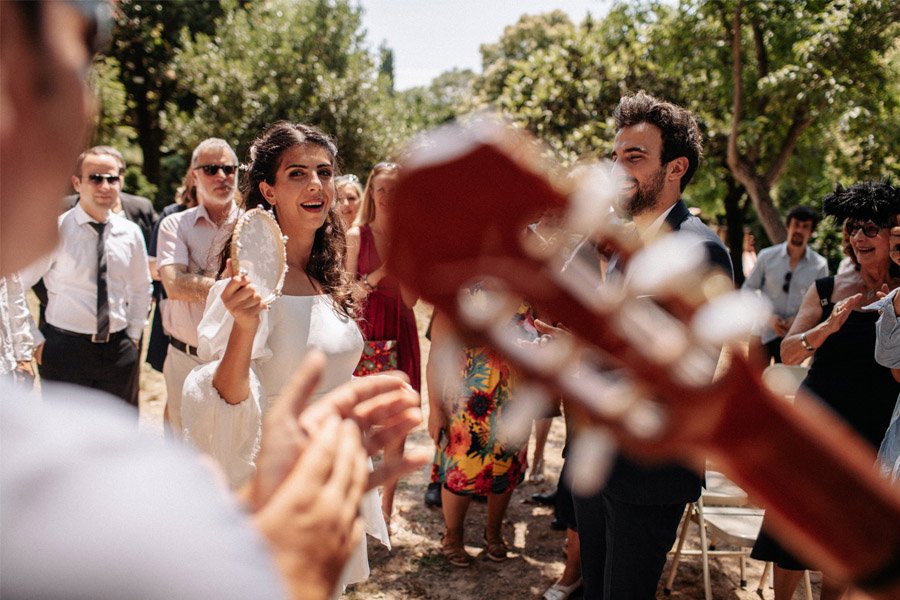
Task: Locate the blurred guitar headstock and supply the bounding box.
[390,114,768,462]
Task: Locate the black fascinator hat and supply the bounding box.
[822,180,900,227]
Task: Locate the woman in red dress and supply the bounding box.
[346,162,421,530]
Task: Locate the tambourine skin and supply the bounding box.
[231,208,287,304]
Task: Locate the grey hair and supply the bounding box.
[190,138,237,168]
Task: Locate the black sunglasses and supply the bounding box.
[782,271,792,293]
[87,173,120,185]
[845,220,883,238]
[194,164,239,177]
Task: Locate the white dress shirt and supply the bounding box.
[21,205,152,341]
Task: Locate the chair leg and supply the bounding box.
[696,500,712,600]
[802,570,813,600]
[663,503,693,596]
[757,561,772,596]
[740,552,747,588]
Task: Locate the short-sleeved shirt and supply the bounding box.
[156,202,238,347]
[742,242,828,344]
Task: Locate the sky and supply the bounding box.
[357,1,614,90]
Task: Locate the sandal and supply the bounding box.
[529,458,545,483]
[483,533,508,562]
[441,532,472,568]
[542,577,583,600]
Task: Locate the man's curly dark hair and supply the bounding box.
[613,91,703,191]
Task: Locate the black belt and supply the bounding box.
[45,323,122,344]
[169,337,199,357]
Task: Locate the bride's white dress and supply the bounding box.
[181,280,389,590]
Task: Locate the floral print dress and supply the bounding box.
[436,305,535,496]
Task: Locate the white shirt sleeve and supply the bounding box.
[182,279,274,489]
[0,381,286,599]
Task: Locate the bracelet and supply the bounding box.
[800,332,816,352]
[362,274,376,291]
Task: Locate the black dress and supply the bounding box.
[751,277,900,570]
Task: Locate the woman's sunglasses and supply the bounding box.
[845,220,883,238]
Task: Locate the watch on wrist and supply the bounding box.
[800,332,815,352]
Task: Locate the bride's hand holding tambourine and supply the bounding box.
[222,208,288,329]
[220,259,268,329]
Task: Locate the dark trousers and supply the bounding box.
[573,491,685,600]
[38,325,140,408]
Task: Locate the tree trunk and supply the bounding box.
[723,177,747,285]
[745,176,786,244]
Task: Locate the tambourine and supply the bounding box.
[230,208,287,304]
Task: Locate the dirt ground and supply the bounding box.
[134,302,824,600]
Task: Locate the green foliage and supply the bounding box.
[392,69,476,138]
[123,166,159,203]
[469,0,899,268]
[164,0,393,177]
[90,56,136,151]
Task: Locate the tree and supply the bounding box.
[164,0,394,177]
[107,0,227,190]
[723,0,900,244]
[469,1,899,278]
[393,68,476,136]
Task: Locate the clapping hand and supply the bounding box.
[824,293,865,334]
[247,351,425,510]
[890,215,900,267]
[246,351,424,599]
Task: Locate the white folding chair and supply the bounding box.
[664,471,755,599]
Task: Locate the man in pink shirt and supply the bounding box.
[156,138,239,436]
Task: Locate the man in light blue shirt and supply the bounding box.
[743,206,828,364]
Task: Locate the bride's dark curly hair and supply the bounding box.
[235,121,357,317]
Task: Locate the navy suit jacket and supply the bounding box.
[603,199,734,505]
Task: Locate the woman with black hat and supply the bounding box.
[752,179,900,600]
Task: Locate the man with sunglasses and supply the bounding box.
[156,138,240,437]
[743,206,828,365]
[19,146,152,407]
[1,3,424,599]
[63,146,157,247]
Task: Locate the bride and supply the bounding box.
[181,122,388,594]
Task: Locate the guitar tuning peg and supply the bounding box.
[431,332,465,405]
[626,231,707,297]
[456,278,519,331]
[692,289,773,346]
[622,399,668,440]
[564,428,617,497]
[671,345,720,388]
[558,359,640,421]
[565,161,618,238]
[615,299,690,366]
[549,251,610,313]
[497,382,551,448]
